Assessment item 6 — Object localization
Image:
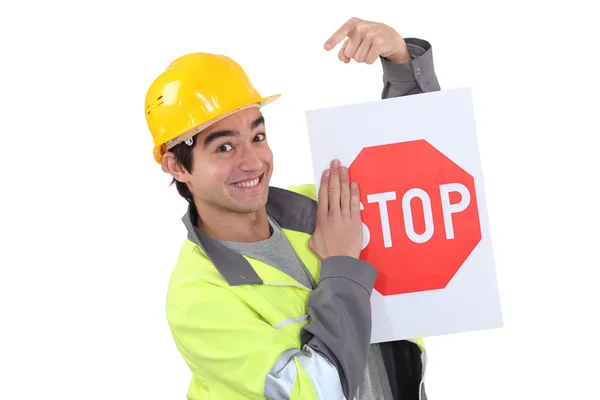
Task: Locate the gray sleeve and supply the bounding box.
[301,256,378,400]
[381,37,441,99]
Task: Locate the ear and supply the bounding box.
[162,152,190,183]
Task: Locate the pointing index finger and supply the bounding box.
[324,17,360,50]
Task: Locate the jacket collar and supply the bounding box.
[182,186,317,286]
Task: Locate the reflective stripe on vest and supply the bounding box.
[264,345,346,400]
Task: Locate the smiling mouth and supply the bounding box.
[231,173,264,189]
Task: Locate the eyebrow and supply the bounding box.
[203,115,265,148]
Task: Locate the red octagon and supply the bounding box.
[349,139,482,295]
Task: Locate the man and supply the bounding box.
[145,17,440,400]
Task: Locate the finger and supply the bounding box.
[364,42,380,64]
[354,38,372,63]
[324,17,360,50]
[344,35,363,61]
[350,181,361,219]
[338,39,350,63]
[318,168,330,218]
[340,166,351,217]
[328,160,341,216]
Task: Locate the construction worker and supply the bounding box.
[145,17,441,400]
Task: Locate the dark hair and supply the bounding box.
[169,137,200,203]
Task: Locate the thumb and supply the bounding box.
[308,235,319,254]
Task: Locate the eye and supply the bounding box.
[217,143,233,153]
[254,133,266,142]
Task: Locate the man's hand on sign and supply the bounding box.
[323,17,411,65]
[308,159,363,261]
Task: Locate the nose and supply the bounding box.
[238,143,263,171]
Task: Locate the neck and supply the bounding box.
[193,202,271,243]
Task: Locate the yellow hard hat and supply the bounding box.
[145,52,280,166]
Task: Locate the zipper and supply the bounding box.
[405,339,427,400]
[292,250,318,289]
[264,282,313,291]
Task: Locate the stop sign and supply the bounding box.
[349,139,482,295]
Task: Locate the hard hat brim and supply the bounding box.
[160,94,281,173]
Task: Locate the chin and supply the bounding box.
[231,199,268,214]
[226,191,269,214]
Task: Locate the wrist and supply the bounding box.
[384,41,412,64]
[337,251,361,259]
[323,251,361,260]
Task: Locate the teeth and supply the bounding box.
[234,177,260,188]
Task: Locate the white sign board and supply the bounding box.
[305,87,503,343]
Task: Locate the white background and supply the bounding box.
[1,0,598,399]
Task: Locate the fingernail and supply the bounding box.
[324,169,330,176]
[332,159,340,167]
[341,166,348,176]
